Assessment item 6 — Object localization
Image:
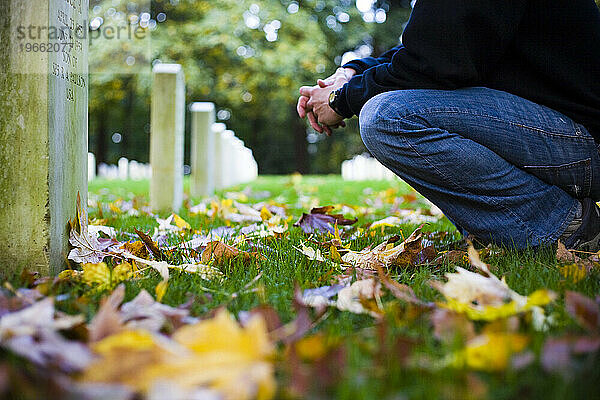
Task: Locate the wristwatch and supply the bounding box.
[328,88,343,116]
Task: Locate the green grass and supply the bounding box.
[38,176,600,398]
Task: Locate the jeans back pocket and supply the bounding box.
[522,158,592,199]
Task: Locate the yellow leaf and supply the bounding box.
[173,310,273,360]
[260,206,273,221]
[155,280,168,303]
[295,334,327,361]
[464,333,529,371]
[559,263,588,283]
[109,203,122,214]
[93,330,157,354]
[113,262,134,282]
[173,214,192,230]
[83,311,276,399]
[330,246,343,263]
[82,262,111,288]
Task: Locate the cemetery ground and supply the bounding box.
[2,175,600,399]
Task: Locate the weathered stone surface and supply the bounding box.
[0,0,88,277]
[150,64,185,212]
[190,102,215,198]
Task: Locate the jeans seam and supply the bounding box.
[403,109,596,141]
[543,198,580,243]
[393,124,542,244]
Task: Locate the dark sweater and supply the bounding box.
[337,0,600,144]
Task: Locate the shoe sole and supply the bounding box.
[577,229,600,253]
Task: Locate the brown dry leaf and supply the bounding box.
[374,262,425,305]
[134,228,164,261]
[342,226,423,270]
[202,241,242,264]
[565,291,600,332]
[467,243,492,274]
[557,241,580,263]
[432,250,468,265]
[201,241,261,265]
[88,284,126,342]
[122,240,149,259]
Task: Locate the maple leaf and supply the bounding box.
[294,206,357,234]
[431,244,556,321]
[342,226,423,270]
[81,262,134,292]
[82,310,276,399]
[68,193,115,264]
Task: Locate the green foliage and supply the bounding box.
[88,0,410,172]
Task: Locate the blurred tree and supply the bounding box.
[87,0,411,173]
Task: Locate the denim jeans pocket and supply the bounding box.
[522,158,592,199]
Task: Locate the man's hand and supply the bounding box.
[317,67,356,88]
[296,67,355,135]
[299,77,346,132]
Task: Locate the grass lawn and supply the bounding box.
[5,175,600,399]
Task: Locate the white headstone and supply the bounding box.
[88,153,96,182]
[0,0,89,276]
[118,157,129,180]
[190,102,215,197]
[150,64,185,212]
[212,123,227,190]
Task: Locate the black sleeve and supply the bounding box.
[341,46,403,74]
[335,0,528,118]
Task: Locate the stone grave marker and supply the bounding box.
[190,102,215,198]
[150,63,185,212]
[0,0,88,276]
[212,123,227,190]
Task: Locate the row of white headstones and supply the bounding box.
[88,124,258,187]
[341,154,397,181]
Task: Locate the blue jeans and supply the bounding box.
[359,87,600,248]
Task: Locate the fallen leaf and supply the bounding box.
[557,241,580,263]
[82,262,134,292]
[565,291,600,332]
[294,206,357,234]
[0,298,91,372]
[83,310,276,399]
[295,243,326,262]
[201,241,244,264]
[155,280,168,303]
[431,245,556,320]
[462,332,529,371]
[336,279,382,317]
[342,227,423,270]
[134,229,164,261]
[173,214,192,230]
[88,284,126,342]
[559,263,589,283]
[68,194,114,264]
